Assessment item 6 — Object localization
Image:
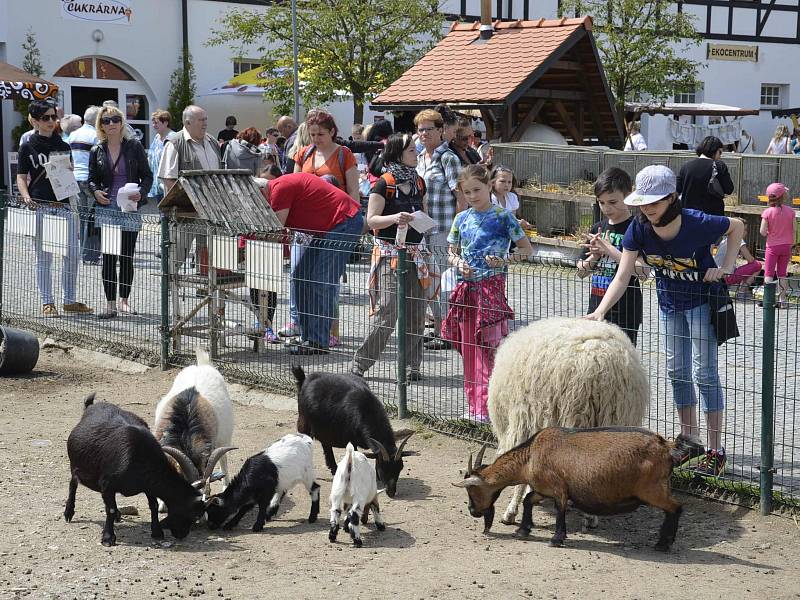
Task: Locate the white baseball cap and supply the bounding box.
[624,165,677,206]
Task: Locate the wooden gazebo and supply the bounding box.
[371,17,623,146]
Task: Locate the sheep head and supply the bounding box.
[451,444,499,533]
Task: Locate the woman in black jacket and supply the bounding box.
[676,136,734,216]
[88,105,153,319]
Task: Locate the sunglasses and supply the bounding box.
[101,115,123,125]
[37,114,57,122]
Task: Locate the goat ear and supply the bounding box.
[452,476,483,488]
[366,438,390,462]
[400,450,419,457]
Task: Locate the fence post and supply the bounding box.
[160,213,171,371]
[0,194,6,322]
[759,281,776,515]
[396,247,408,418]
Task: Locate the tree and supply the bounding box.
[562,0,703,126]
[12,28,44,147]
[167,52,197,129]
[207,0,445,125]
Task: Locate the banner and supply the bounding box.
[61,1,133,25]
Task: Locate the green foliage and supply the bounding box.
[167,53,197,129]
[12,28,44,148]
[562,0,703,120]
[207,0,445,124]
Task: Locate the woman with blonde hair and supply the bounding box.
[766,124,790,154]
[88,104,152,319]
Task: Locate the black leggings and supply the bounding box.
[102,230,139,301]
[249,288,278,325]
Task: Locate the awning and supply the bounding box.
[771,107,800,119]
[0,61,59,101]
[201,64,275,97]
[626,102,759,117]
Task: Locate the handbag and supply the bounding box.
[708,281,740,345]
[707,161,726,201]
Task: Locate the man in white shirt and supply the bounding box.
[158,105,221,193]
[623,121,648,151]
[68,105,101,263]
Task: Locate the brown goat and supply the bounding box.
[453,427,699,551]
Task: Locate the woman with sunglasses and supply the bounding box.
[449,121,482,167]
[17,100,93,318]
[88,106,153,319]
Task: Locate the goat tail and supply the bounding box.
[83,393,96,408]
[291,366,306,390]
[343,442,355,482]
[195,347,211,366]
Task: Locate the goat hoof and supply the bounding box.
[654,541,671,552]
[328,526,339,543]
[549,537,565,548]
[64,510,74,523]
[308,515,318,524]
[500,515,516,526]
[513,527,531,538]
[101,535,116,547]
[252,523,265,533]
[151,529,164,540]
[353,538,362,548]
[376,522,386,532]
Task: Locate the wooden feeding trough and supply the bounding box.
[158,170,284,357]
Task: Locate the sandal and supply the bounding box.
[97,310,118,320]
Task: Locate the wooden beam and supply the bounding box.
[577,102,584,141]
[571,52,608,145]
[525,89,587,101]
[552,60,583,71]
[510,98,546,142]
[552,100,583,145]
[480,108,496,140]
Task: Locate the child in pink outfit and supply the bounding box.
[760,182,797,306]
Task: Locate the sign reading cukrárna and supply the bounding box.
[707,44,758,62]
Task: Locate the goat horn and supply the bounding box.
[474,444,489,470]
[394,431,414,460]
[367,438,390,463]
[162,446,201,482]
[202,446,237,483]
[467,452,474,474]
[204,496,222,508]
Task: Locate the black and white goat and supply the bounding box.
[205,433,321,531]
[64,394,233,546]
[154,348,235,499]
[329,443,385,548]
[293,366,416,497]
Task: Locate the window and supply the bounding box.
[761,84,781,108]
[233,58,262,76]
[674,84,703,104]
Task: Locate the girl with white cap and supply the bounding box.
[585,164,744,477]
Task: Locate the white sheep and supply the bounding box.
[487,317,649,525]
[154,348,235,498]
[329,443,386,547]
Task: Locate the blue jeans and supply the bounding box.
[35,205,80,306]
[660,303,724,412]
[288,235,309,326]
[293,213,364,346]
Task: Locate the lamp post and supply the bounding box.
[291,0,301,122]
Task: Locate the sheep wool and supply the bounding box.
[488,317,649,448]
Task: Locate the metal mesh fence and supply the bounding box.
[1,196,798,508]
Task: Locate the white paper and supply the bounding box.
[245,240,283,293]
[43,153,79,201]
[116,183,140,212]
[42,214,69,256]
[7,208,36,237]
[101,224,122,256]
[408,210,436,234]
[211,236,239,271]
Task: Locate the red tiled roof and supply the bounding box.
[373,17,592,106]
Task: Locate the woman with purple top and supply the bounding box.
[88,105,153,319]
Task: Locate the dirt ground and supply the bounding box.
[1,348,798,600]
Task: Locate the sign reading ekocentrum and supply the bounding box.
[707,44,758,62]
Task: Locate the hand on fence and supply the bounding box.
[456,259,473,278]
[485,255,507,268]
[703,267,728,283]
[94,190,111,206]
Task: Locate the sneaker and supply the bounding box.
[328,335,341,348]
[424,337,452,351]
[63,302,93,314]
[696,449,727,477]
[459,410,490,424]
[42,303,60,318]
[671,434,705,466]
[288,340,329,355]
[278,322,299,337]
[263,327,280,344]
[406,369,423,382]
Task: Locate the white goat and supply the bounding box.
[329,443,385,547]
[154,348,235,500]
[488,317,650,526]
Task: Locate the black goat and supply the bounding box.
[292,366,416,497]
[64,394,230,546]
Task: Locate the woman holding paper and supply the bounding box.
[88,105,153,319]
[351,133,434,380]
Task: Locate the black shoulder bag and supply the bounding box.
[633,221,739,346]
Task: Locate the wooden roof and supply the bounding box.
[371,17,623,145]
[158,170,283,233]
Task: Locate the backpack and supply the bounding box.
[377,172,425,201]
